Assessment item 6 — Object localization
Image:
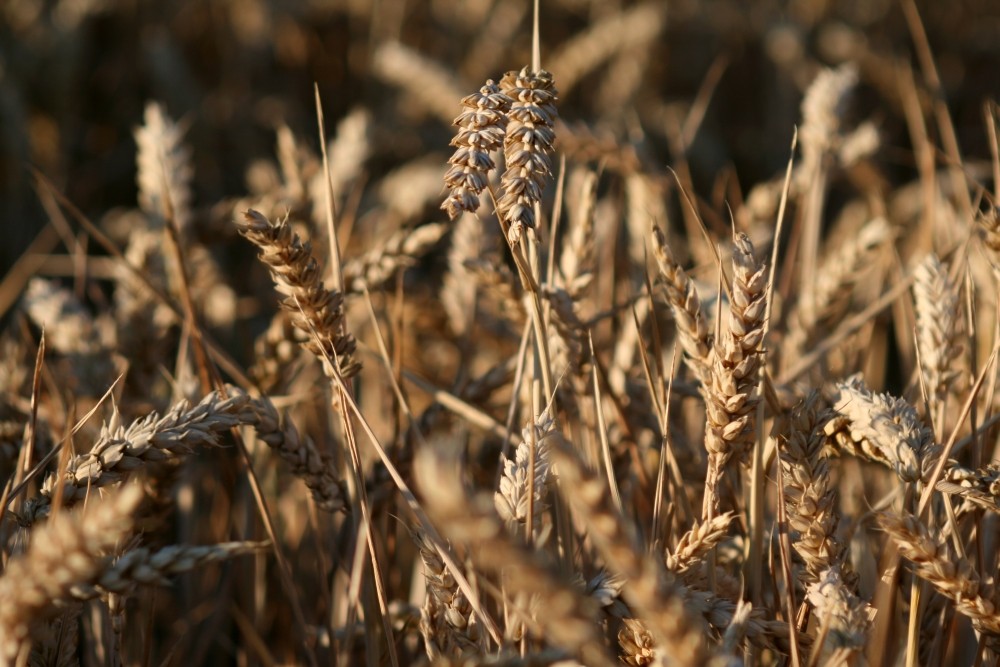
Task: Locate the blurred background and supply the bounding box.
[1,0,998,275]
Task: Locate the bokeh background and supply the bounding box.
[2,0,998,275]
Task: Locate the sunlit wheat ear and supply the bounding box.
[414,529,482,661]
[650,225,713,387]
[497,67,558,245]
[780,391,847,586]
[494,410,554,536]
[442,81,511,220]
[69,541,269,599]
[913,254,963,408]
[828,376,936,484]
[703,232,766,515]
[664,512,735,574]
[798,64,858,184]
[237,209,360,380]
[135,101,192,233]
[805,566,871,659]
[880,512,1000,649]
[0,485,143,664]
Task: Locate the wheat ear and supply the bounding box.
[237,209,360,380]
[0,485,143,664]
[442,81,511,220]
[913,254,963,410]
[548,438,710,666]
[828,376,936,484]
[780,391,846,586]
[134,101,192,233]
[650,225,713,386]
[880,512,1000,645]
[496,67,558,245]
[69,541,269,598]
[703,233,767,516]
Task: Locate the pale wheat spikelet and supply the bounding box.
[585,570,629,619]
[650,226,713,387]
[703,233,767,513]
[798,64,858,184]
[237,209,360,380]
[24,389,261,523]
[497,67,558,245]
[785,217,890,357]
[341,222,448,292]
[913,254,963,407]
[780,392,847,586]
[829,377,936,484]
[414,530,482,661]
[548,439,710,665]
[371,41,467,125]
[415,446,614,665]
[495,411,555,535]
[679,584,800,656]
[937,462,1000,514]
[135,101,192,233]
[0,484,143,664]
[22,278,115,395]
[547,2,665,96]
[442,81,511,220]
[712,600,753,667]
[618,618,657,666]
[664,512,736,574]
[880,512,1000,642]
[69,541,268,598]
[805,566,871,658]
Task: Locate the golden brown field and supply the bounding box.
[1,0,1000,665]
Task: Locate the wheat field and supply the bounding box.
[1,0,999,665]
